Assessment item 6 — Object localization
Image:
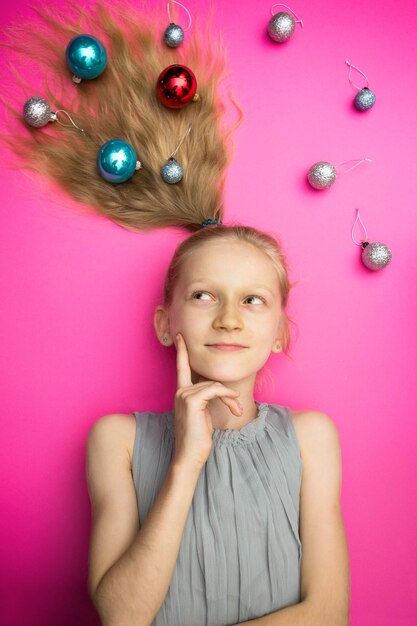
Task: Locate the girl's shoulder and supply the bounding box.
[288,408,339,461]
[89,412,137,467]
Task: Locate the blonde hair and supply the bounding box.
[0,0,243,231]
[0,0,298,374]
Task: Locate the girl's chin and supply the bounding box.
[193,369,247,384]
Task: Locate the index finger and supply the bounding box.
[176,333,193,390]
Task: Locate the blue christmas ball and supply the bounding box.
[354,87,376,111]
[66,34,107,80]
[97,139,140,183]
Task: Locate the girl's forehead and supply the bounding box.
[182,241,271,271]
[178,244,279,291]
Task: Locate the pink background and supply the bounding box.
[1,1,416,625]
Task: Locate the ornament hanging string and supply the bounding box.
[54,109,86,136]
[335,157,372,175]
[270,3,304,26]
[55,109,141,178]
[169,124,192,160]
[167,0,192,31]
[351,208,368,245]
[345,59,369,91]
[351,209,392,270]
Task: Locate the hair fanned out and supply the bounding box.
[0,0,299,361]
[0,0,244,232]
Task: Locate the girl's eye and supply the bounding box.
[245,295,265,305]
[191,291,265,304]
[191,291,211,300]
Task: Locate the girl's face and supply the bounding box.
[165,240,283,385]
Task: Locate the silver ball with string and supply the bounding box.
[267,4,304,43]
[161,124,192,184]
[163,0,192,48]
[351,209,392,271]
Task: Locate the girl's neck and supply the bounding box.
[208,397,259,431]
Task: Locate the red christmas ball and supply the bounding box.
[156,64,198,109]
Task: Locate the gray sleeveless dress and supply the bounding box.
[131,401,303,626]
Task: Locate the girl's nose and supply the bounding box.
[213,306,243,330]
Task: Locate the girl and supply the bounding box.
[0,1,349,624]
[87,224,349,626]
[86,223,350,626]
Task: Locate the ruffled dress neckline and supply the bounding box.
[165,401,270,446]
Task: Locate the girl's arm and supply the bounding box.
[86,413,202,626]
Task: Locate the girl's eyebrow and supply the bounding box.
[185,280,275,296]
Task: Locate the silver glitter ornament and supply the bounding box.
[161,124,192,184]
[163,1,192,48]
[163,23,184,47]
[268,12,295,42]
[23,96,57,128]
[351,209,392,271]
[361,241,392,271]
[354,87,376,111]
[268,4,303,43]
[307,161,336,189]
[161,158,184,183]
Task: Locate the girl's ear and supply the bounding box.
[153,305,170,344]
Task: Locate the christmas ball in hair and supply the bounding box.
[23,97,56,128]
[66,34,107,81]
[97,139,141,183]
[354,87,376,111]
[307,162,337,189]
[361,241,392,270]
[268,12,295,42]
[156,64,198,109]
[163,23,184,47]
[161,158,183,183]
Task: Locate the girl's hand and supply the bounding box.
[172,332,243,469]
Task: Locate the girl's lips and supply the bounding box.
[207,345,247,351]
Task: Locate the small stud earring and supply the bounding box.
[162,336,168,342]
[275,342,281,352]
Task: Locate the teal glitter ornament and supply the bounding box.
[345,60,376,112]
[164,24,184,47]
[66,34,107,83]
[97,139,142,183]
[354,88,376,112]
[161,158,183,183]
